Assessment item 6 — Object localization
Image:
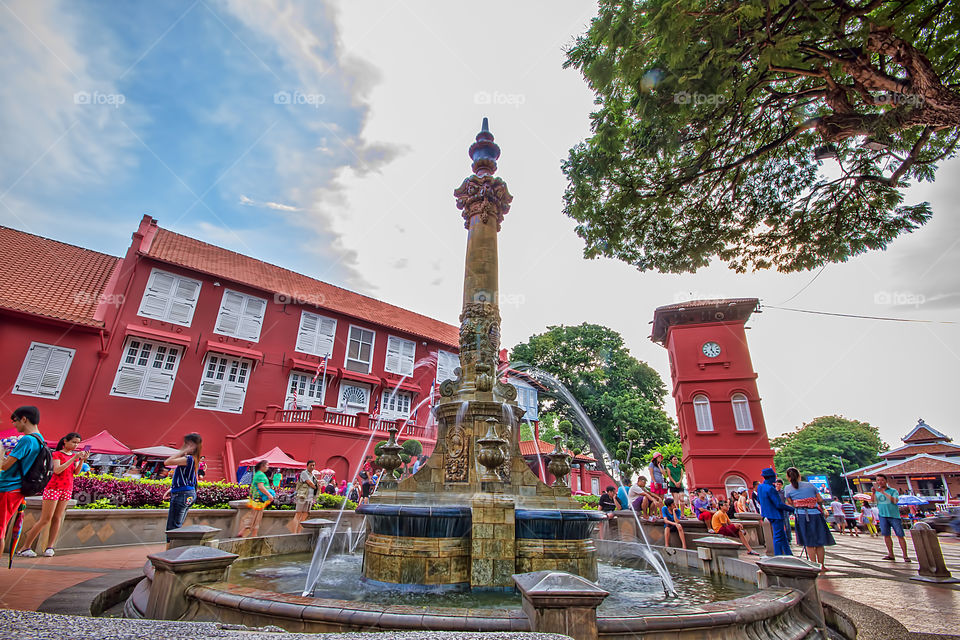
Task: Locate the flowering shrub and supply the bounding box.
[70,474,355,510]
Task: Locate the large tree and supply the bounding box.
[772,415,887,497]
[564,1,960,273]
[510,323,675,465]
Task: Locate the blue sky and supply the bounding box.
[1,0,391,288]
[2,0,957,445]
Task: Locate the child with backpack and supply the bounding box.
[0,407,50,558]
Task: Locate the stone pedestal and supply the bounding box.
[470,494,516,589]
[910,522,960,583]
[300,518,335,538]
[694,535,742,576]
[145,545,238,621]
[513,570,609,640]
[165,525,221,549]
[757,555,825,632]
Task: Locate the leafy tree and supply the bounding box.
[564,1,960,273]
[511,323,675,468]
[772,415,887,497]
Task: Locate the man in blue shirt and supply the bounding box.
[872,473,909,562]
[616,478,631,511]
[757,467,794,555]
[0,406,45,554]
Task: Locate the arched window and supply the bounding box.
[731,393,754,431]
[693,394,713,431]
[725,474,747,496]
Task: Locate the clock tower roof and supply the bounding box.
[651,298,759,345]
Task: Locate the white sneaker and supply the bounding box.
[16,549,37,558]
[43,548,55,557]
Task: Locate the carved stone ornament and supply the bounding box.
[546,435,571,488]
[476,418,507,482]
[454,174,513,231]
[445,423,469,482]
[494,380,518,402]
[376,427,404,480]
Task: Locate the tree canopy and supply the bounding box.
[564,0,960,273]
[510,323,675,464]
[772,415,887,497]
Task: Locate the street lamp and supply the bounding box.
[833,454,853,499]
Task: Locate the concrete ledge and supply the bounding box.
[37,569,144,617]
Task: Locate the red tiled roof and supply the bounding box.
[650,298,759,344]
[875,455,960,476]
[902,422,950,444]
[881,443,960,459]
[144,227,459,347]
[518,438,596,462]
[0,226,121,328]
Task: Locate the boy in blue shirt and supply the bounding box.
[0,407,45,553]
[872,473,910,562]
[661,497,687,549]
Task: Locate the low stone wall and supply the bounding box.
[600,510,764,549]
[19,498,364,552]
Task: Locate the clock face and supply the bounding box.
[702,341,721,358]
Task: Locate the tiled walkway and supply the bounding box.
[0,543,164,612]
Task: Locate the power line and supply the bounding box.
[775,266,826,305]
[763,304,956,324]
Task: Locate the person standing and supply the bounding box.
[0,407,46,556]
[163,433,201,541]
[757,468,794,555]
[18,432,87,557]
[775,478,792,543]
[661,497,687,549]
[648,452,668,501]
[272,469,283,491]
[873,473,909,562]
[829,497,845,534]
[359,471,372,505]
[238,460,274,537]
[860,501,879,537]
[664,455,684,502]
[197,456,207,479]
[293,460,318,531]
[783,467,835,572]
[711,499,759,555]
[841,501,861,536]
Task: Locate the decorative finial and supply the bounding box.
[469,117,500,176]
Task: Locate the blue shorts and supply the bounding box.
[879,515,904,537]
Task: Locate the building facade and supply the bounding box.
[844,419,959,505]
[651,299,775,497]
[1,217,468,481]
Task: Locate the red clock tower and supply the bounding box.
[651,298,774,497]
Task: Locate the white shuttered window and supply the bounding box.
[693,394,714,432]
[195,354,251,413]
[295,311,337,357]
[731,393,754,431]
[380,391,413,420]
[286,372,327,409]
[436,350,459,384]
[214,289,267,341]
[13,343,75,399]
[137,269,202,326]
[345,326,375,373]
[384,336,416,376]
[111,338,181,402]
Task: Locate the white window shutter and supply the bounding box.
[139,271,175,319]
[215,291,245,335]
[168,278,200,325]
[239,296,266,341]
[142,370,175,401]
[437,350,459,383]
[14,345,50,394]
[385,338,402,374]
[296,312,319,353]
[221,381,247,412]
[399,339,415,376]
[38,348,72,397]
[196,380,223,408]
[113,366,146,397]
[316,317,336,357]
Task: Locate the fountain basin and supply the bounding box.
[358,504,472,538]
[515,509,606,539]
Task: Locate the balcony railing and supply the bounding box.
[262,404,431,439]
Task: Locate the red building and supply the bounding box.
[651,298,775,496]
[1,216,464,480]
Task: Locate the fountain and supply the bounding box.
[356,118,604,591]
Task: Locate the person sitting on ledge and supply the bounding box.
[661,497,687,549]
[711,499,759,555]
[630,475,662,520]
[599,485,619,516]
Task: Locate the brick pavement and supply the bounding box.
[0,543,165,612]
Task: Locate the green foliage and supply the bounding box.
[563,1,959,273]
[575,494,600,510]
[402,439,423,456]
[642,438,683,466]
[772,415,886,497]
[511,323,675,467]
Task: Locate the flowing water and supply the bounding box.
[511,363,677,596]
[238,553,751,614]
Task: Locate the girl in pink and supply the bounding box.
[18,432,87,557]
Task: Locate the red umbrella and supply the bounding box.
[7,498,25,568]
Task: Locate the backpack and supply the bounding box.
[20,434,54,497]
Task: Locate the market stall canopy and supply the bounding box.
[239,446,307,469]
[132,445,179,458]
[71,430,132,455]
